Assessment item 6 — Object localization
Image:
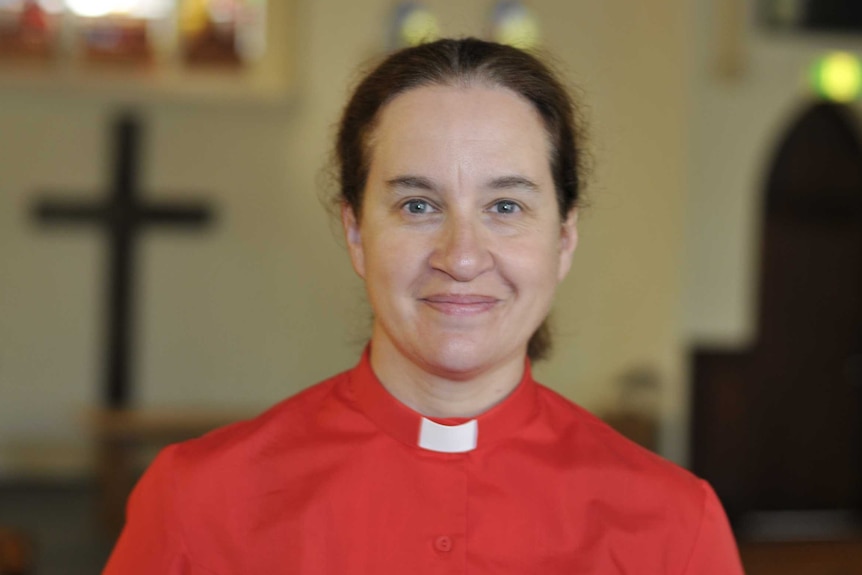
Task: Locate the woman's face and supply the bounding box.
[343,84,578,380]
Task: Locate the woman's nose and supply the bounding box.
[428,214,494,281]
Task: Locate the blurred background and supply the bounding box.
[1,0,861,573]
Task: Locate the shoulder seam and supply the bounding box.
[677,479,710,575]
[166,444,221,575]
[165,445,192,566]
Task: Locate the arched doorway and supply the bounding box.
[692,102,862,537]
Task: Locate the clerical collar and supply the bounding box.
[418,418,478,453]
[347,348,539,454]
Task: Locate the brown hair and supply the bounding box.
[335,37,586,361]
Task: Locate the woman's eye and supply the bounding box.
[492,200,520,214]
[404,199,432,214]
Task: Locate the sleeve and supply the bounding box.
[102,445,207,575]
[681,481,746,575]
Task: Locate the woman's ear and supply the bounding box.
[557,207,579,282]
[341,203,366,279]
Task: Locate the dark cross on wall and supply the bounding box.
[33,113,215,409]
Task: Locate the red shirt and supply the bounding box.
[104,352,744,574]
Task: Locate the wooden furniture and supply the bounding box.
[691,103,862,527]
[0,527,32,575]
[739,539,862,575]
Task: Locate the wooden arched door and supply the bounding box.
[692,102,862,533]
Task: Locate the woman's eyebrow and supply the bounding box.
[385,175,436,191]
[385,174,538,193]
[488,175,539,192]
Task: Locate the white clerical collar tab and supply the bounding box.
[418,418,478,453]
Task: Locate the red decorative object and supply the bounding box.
[0,0,55,60]
[184,18,240,67]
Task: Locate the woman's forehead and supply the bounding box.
[368,85,552,177]
[378,84,543,136]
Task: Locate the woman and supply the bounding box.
[104,38,744,574]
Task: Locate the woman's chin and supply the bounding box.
[411,338,515,381]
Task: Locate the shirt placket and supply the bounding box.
[423,453,468,575]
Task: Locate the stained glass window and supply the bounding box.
[389,2,439,50]
[490,1,540,50]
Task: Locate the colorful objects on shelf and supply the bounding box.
[0,0,58,60]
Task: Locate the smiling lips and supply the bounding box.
[420,294,501,316]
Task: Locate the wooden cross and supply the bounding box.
[33,113,215,409]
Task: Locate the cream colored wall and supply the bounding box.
[0,0,695,477]
[533,0,692,463]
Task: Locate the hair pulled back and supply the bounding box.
[335,37,586,360]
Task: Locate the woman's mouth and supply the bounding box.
[420,294,501,315]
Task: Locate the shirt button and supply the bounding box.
[434,535,453,553]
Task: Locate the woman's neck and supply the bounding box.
[368,336,526,419]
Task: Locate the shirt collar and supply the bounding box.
[346,347,539,453]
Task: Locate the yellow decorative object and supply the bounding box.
[181,0,209,36]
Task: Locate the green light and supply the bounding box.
[811,52,862,103]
